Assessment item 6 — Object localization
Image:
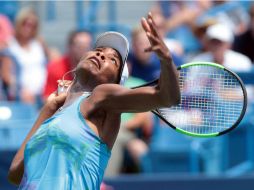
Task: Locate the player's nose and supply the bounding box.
[96,52,105,61]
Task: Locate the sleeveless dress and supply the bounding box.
[19,94,111,190]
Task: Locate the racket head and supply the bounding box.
[156,62,247,137]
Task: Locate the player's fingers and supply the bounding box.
[48,91,57,98]
[146,32,160,44]
[144,46,152,52]
[57,80,72,86]
[46,91,58,103]
[144,45,162,53]
[57,80,64,86]
[147,12,162,39]
[147,17,159,38]
[55,93,67,105]
[141,17,151,33]
[150,45,161,52]
[148,12,157,27]
[64,80,73,86]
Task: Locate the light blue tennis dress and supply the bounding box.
[19,94,111,190]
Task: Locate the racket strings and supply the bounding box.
[159,65,244,134]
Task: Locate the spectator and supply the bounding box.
[152,12,184,57]
[43,30,92,98]
[151,1,211,53]
[0,51,17,101]
[7,7,48,104]
[0,14,16,100]
[128,26,160,82]
[192,18,217,53]
[128,26,182,82]
[199,1,250,36]
[191,23,252,72]
[0,14,13,49]
[233,4,254,63]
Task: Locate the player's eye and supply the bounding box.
[111,58,117,65]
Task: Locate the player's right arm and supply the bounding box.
[8,92,67,185]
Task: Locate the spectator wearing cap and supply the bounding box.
[128,26,182,82]
[191,23,252,72]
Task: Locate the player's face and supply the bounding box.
[76,47,122,86]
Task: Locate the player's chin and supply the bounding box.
[79,63,100,75]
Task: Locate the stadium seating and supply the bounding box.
[141,116,201,174]
[224,109,254,176]
[0,101,37,189]
[0,101,37,150]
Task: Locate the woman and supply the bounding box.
[8,7,47,104]
[0,14,16,100]
[8,13,180,189]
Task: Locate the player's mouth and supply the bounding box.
[89,57,101,69]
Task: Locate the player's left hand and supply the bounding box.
[44,80,72,113]
[141,12,172,63]
[44,91,67,114]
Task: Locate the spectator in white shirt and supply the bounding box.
[192,23,252,72]
[8,7,47,104]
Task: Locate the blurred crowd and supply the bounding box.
[1,1,254,178]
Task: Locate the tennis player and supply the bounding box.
[8,13,180,189]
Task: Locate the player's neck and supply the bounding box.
[63,80,93,106]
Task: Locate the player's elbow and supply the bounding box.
[169,84,181,106]
[8,163,23,185]
[172,90,181,105]
[8,169,20,185]
[159,91,181,107]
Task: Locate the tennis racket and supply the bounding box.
[133,62,247,137]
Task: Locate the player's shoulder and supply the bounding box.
[84,83,126,111]
[92,83,124,95]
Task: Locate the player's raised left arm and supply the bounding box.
[86,13,180,113]
[141,12,180,107]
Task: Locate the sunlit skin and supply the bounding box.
[75,47,122,88]
[8,12,180,185]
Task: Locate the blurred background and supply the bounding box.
[1,1,254,190]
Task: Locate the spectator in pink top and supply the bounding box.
[0,14,13,49]
[0,14,16,100]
